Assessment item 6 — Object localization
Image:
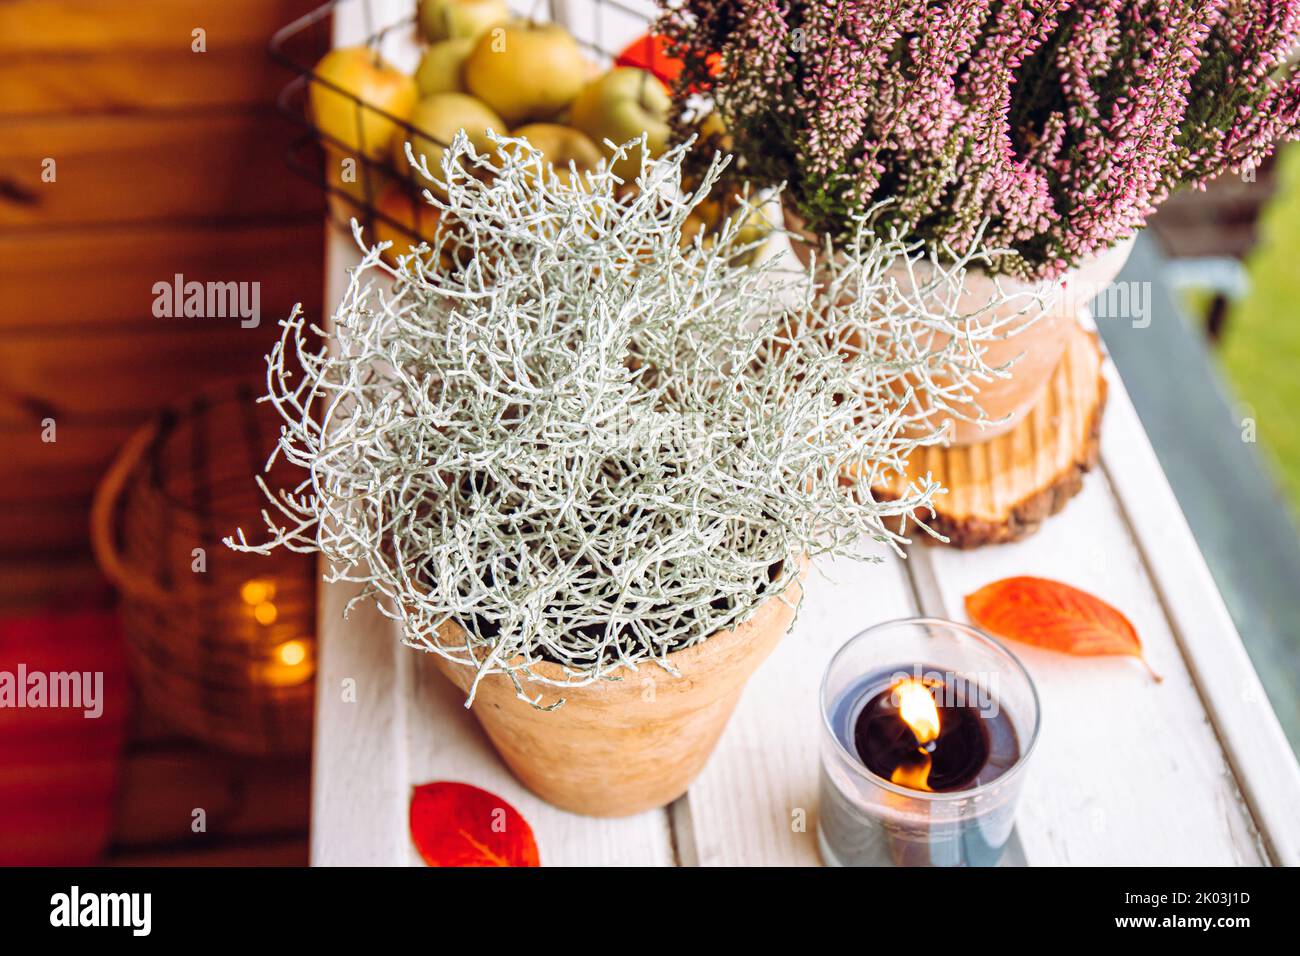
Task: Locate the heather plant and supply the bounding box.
[659,0,1300,279]
[226,132,1029,706]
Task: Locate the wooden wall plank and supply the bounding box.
[0,219,324,331]
[0,321,290,555]
[0,2,325,865]
[111,747,310,848]
[0,556,109,613]
[0,322,295,557]
[0,50,298,117]
[0,495,95,557]
[0,0,323,53]
[0,422,138,503]
[1,111,322,227]
[108,835,308,866]
[0,0,327,116]
[0,328,278,419]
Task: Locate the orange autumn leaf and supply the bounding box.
[409,781,540,867]
[965,576,1161,682]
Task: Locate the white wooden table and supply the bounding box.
[309,0,1300,866]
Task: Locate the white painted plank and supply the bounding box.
[310,214,415,864]
[683,546,920,866]
[311,573,410,865]
[907,464,1268,865]
[404,650,676,866]
[311,0,465,867]
[1100,362,1300,866]
[332,0,419,70]
[561,0,659,59]
[311,0,678,867]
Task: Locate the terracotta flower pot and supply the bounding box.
[430,567,804,817]
[784,206,1134,445]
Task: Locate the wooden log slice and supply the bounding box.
[877,322,1107,549]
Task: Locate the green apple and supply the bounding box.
[464,22,590,126]
[415,37,475,95]
[569,67,672,182]
[396,92,505,182]
[310,47,418,161]
[417,0,508,43]
[512,123,603,188]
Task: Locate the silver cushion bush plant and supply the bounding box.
[228,132,1030,706]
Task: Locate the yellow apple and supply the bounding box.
[720,199,774,263]
[395,92,505,182]
[464,22,590,126]
[679,209,713,250]
[417,0,508,43]
[512,123,603,188]
[370,184,457,268]
[569,67,672,182]
[701,188,772,261]
[695,110,733,153]
[323,144,397,224]
[415,37,475,96]
[310,47,417,161]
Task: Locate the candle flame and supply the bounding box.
[890,760,933,791]
[894,678,940,745]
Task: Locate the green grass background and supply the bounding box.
[1219,145,1300,513]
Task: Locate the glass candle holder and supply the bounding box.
[817,617,1041,867]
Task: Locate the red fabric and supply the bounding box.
[0,611,130,865]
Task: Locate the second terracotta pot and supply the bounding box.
[430,567,804,817]
[784,207,1134,446]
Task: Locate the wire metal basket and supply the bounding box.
[268,0,660,247]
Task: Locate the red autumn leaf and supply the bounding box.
[965,576,1161,682]
[615,34,719,90]
[409,781,540,867]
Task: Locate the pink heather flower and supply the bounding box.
[1062,2,1223,261]
[659,0,1300,279]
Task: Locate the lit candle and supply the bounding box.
[855,677,1013,794]
[240,578,276,605]
[255,638,316,687]
[241,577,280,625]
[818,619,1040,867]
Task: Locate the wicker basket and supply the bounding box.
[92,385,316,756]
